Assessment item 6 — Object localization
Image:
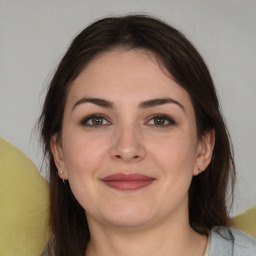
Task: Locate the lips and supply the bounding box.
[100,173,155,191]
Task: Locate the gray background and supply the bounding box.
[0,0,255,216]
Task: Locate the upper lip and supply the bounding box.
[100,173,155,181]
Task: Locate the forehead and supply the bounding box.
[66,49,193,110]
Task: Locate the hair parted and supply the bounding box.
[39,14,236,256]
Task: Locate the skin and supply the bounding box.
[51,49,215,256]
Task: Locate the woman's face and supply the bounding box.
[51,49,213,229]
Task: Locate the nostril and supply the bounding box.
[114,154,140,161]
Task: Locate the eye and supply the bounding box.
[80,114,111,127]
[146,114,176,127]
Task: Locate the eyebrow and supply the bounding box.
[72,97,184,111]
[72,97,114,110]
[139,98,184,111]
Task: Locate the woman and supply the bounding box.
[40,15,256,255]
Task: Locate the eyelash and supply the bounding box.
[80,114,111,127]
[145,114,176,127]
[80,114,176,128]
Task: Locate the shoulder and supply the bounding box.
[209,226,256,256]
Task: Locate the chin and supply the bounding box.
[104,214,153,229]
[92,204,156,229]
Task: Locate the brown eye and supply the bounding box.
[80,114,110,127]
[91,116,104,125]
[147,114,176,127]
[154,117,166,126]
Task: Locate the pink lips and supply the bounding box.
[100,173,155,191]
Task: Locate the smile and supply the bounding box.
[100,173,156,191]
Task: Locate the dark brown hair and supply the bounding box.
[39,15,235,255]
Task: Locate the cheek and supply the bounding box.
[62,131,109,177]
[151,131,197,164]
[61,132,110,210]
[148,131,197,186]
[142,132,197,215]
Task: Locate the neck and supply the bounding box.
[85,210,207,256]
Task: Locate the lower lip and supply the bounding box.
[102,180,154,191]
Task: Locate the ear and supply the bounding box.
[50,134,68,180]
[193,129,215,176]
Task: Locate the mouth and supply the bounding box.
[100,173,156,191]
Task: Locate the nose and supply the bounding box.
[110,125,146,162]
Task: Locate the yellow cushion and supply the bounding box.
[0,137,50,255]
[232,206,256,238]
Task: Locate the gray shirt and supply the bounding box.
[209,227,256,255]
[42,226,256,255]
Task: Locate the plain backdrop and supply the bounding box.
[0,0,255,216]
